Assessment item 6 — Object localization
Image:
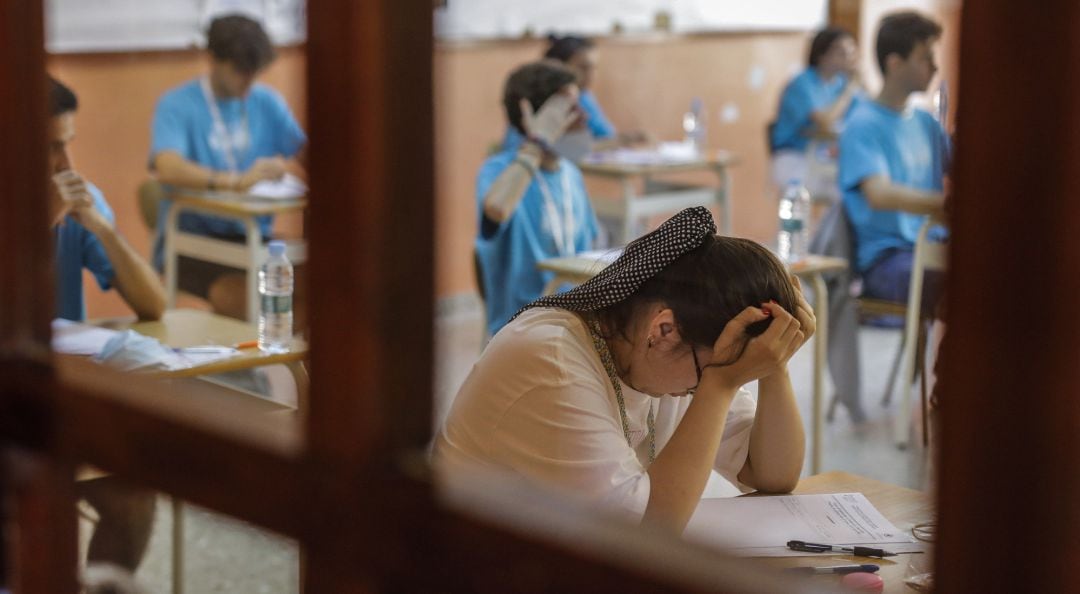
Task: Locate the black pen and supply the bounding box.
[787,540,897,558]
[785,564,880,575]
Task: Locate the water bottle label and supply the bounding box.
[261,294,293,314]
[780,218,804,233]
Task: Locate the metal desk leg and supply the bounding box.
[810,272,829,475]
[172,497,183,594]
[245,218,262,323]
[714,165,733,236]
[620,177,637,244]
[164,204,181,309]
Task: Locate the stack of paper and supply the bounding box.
[684,493,923,557]
[51,319,120,355]
[248,173,307,200]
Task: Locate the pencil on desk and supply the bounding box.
[233,340,259,349]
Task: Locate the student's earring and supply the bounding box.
[647,336,654,348]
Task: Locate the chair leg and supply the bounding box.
[826,393,840,423]
[919,320,931,448]
[880,332,906,408]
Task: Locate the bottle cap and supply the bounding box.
[268,240,286,257]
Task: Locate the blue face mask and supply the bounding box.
[552,129,593,162]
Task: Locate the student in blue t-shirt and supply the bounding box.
[839,11,948,303]
[149,14,307,319]
[501,35,647,155]
[478,61,600,336]
[770,27,863,196]
[48,77,166,323]
[47,75,161,576]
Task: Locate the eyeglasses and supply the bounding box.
[686,347,703,396]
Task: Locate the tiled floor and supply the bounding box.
[127,294,932,593]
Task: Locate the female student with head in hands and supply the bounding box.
[436,207,810,532]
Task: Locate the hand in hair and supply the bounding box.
[704,302,807,389]
[519,93,581,145]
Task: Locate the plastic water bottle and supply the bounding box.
[777,180,811,264]
[258,240,293,353]
[682,97,706,154]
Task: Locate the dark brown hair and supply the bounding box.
[207,14,276,74]
[808,27,853,68]
[876,11,941,74]
[502,61,578,136]
[596,235,800,359]
[544,35,594,63]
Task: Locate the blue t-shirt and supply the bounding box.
[501,89,617,152]
[149,79,307,268]
[772,68,858,153]
[55,183,116,321]
[839,100,950,272]
[476,151,599,336]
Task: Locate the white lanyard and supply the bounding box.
[200,77,248,173]
[533,164,576,257]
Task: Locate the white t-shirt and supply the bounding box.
[433,308,757,521]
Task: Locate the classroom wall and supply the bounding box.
[48,47,307,319]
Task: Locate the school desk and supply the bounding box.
[763,471,934,594]
[69,308,305,594]
[162,188,307,322]
[537,252,848,474]
[579,150,738,243]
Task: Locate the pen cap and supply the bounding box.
[841,572,884,592]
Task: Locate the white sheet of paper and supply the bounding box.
[684,493,923,557]
[51,319,120,355]
[247,173,307,200]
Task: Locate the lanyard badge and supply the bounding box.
[533,164,576,257]
[201,77,250,173]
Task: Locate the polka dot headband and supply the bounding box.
[513,206,718,318]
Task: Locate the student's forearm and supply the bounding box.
[643,374,738,532]
[811,83,859,138]
[92,226,167,320]
[864,179,945,217]
[482,144,542,222]
[737,370,804,493]
[153,152,233,191]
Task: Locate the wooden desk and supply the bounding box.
[579,151,738,243]
[762,471,934,594]
[75,308,305,594]
[94,309,307,381]
[537,252,848,474]
[162,189,308,322]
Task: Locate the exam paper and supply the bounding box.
[51,319,120,355]
[248,173,307,200]
[684,493,923,557]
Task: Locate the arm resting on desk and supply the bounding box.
[860,175,945,218]
[737,369,805,493]
[152,151,305,193]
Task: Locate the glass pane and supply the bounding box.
[432,0,959,588]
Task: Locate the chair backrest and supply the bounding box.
[136,179,166,231]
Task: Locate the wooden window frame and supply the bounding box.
[1,0,1076,592]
